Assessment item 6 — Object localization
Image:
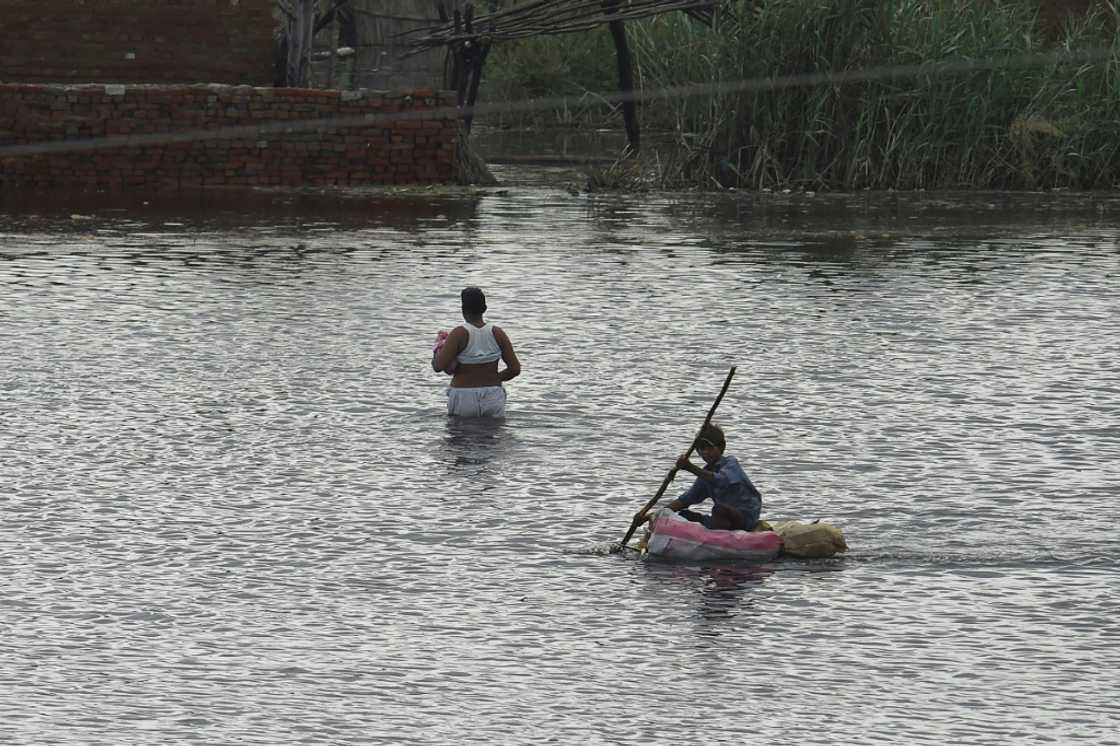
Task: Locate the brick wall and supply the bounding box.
[0,83,459,191]
[0,0,275,85]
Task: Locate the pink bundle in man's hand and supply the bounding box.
[433,330,457,375]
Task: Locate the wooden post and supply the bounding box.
[328,9,338,88]
[605,2,640,156]
[452,3,487,132]
[287,0,315,87]
[462,39,491,134]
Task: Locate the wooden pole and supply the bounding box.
[288,0,315,87]
[614,366,737,552]
[605,2,640,156]
[328,9,338,88]
[462,40,490,134]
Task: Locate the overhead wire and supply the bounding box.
[0,45,1113,158]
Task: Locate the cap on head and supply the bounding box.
[461,286,487,315]
[695,424,726,451]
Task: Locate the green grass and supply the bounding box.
[480,30,624,128]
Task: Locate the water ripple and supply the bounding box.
[2,186,1118,744]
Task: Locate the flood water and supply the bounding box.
[2,167,1119,744]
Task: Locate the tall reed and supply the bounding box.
[484,0,1120,189]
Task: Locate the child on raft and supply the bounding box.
[636,423,762,531]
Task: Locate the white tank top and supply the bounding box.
[456,323,502,365]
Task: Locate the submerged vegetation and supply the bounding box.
[481,0,1120,190]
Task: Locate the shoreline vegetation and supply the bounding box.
[477,0,1120,191]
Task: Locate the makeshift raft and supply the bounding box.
[639,507,847,561]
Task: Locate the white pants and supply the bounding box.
[446,385,506,417]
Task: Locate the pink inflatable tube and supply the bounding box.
[644,508,784,561]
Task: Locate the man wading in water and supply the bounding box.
[432,287,521,417]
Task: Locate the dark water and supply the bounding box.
[2,171,1119,744]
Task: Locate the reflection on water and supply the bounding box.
[1,174,1119,745]
[694,565,769,626]
[441,414,515,470]
[643,561,774,631]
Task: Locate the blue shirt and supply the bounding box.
[676,455,762,527]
